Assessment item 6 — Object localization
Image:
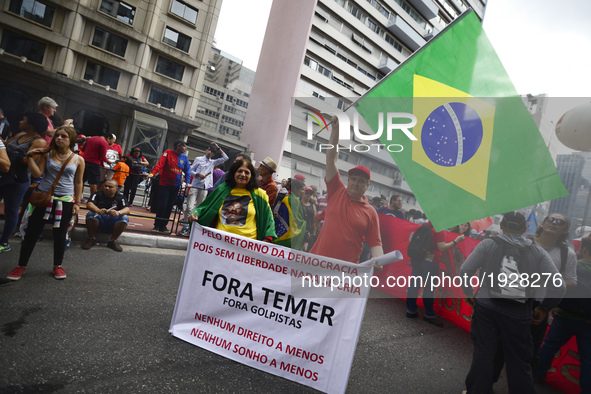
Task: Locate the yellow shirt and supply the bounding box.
[216,188,269,239]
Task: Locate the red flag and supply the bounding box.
[376,214,582,392]
[470,217,494,232]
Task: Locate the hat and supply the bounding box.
[304,186,314,194]
[371,196,382,204]
[294,174,306,181]
[348,165,371,180]
[77,134,87,139]
[260,157,277,172]
[131,147,141,153]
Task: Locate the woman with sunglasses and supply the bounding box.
[534,214,577,289]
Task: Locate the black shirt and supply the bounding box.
[89,190,128,211]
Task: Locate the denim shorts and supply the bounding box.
[86,212,129,233]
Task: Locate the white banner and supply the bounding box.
[169,224,372,394]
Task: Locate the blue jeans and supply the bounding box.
[537,314,591,392]
[154,184,180,229]
[86,212,129,233]
[0,180,30,245]
[406,259,439,318]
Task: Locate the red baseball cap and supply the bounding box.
[304,186,314,194]
[294,174,306,181]
[348,165,371,180]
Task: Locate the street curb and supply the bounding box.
[0,220,190,251]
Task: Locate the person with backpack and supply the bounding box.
[537,236,591,391]
[405,222,464,327]
[0,113,48,253]
[491,213,578,382]
[460,211,566,394]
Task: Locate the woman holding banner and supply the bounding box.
[188,159,276,241]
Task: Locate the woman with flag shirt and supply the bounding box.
[188,159,275,241]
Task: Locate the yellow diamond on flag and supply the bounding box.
[412,74,495,200]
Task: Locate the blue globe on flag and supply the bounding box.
[421,102,483,167]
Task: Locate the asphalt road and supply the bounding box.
[0,240,562,393]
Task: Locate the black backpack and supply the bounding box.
[0,143,28,187]
[407,223,433,260]
[483,236,535,303]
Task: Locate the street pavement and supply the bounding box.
[0,240,563,393]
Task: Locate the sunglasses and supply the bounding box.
[544,217,567,226]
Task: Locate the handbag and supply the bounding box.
[30,152,75,207]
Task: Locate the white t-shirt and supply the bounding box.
[535,244,577,300]
[544,245,577,284]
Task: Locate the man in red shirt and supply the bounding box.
[81,135,111,194]
[310,115,383,264]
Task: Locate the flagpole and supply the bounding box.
[313,9,474,139]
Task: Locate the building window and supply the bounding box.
[392,0,427,29]
[224,105,246,118]
[163,27,191,52]
[312,92,325,101]
[225,95,248,109]
[347,4,367,23]
[155,57,184,81]
[366,19,382,36]
[197,106,220,119]
[0,29,46,63]
[203,85,224,98]
[199,96,220,108]
[221,115,243,128]
[366,0,390,19]
[91,27,128,57]
[304,56,332,78]
[99,0,135,25]
[170,0,198,24]
[338,151,349,161]
[9,0,54,27]
[195,117,217,129]
[220,125,241,137]
[148,86,178,109]
[84,61,120,89]
[300,140,315,149]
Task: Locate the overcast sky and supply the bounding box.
[214,0,590,127]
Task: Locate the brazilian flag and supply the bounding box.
[273,194,306,250]
[355,11,567,231]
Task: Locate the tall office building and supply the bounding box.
[243,0,487,205]
[550,153,585,223]
[0,0,247,164]
[194,47,255,142]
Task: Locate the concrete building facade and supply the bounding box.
[0,0,247,165]
[193,47,254,145]
[242,0,487,207]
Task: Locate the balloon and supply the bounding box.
[555,103,591,151]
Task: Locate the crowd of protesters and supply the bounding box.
[0,101,589,394]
